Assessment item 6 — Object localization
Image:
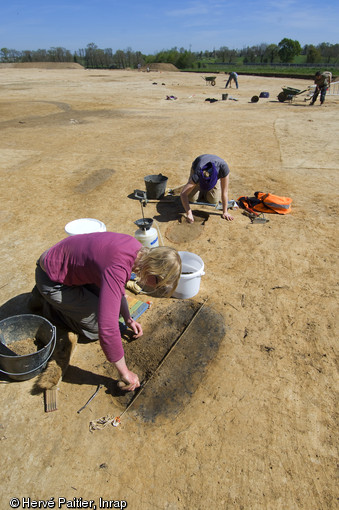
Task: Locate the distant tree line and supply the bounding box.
[1,39,338,69]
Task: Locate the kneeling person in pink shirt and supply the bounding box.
[33,232,181,391]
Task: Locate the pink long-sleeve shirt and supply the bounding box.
[43,232,142,363]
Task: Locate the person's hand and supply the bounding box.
[119,370,140,391]
[126,318,143,338]
[222,212,234,221]
[186,210,194,223]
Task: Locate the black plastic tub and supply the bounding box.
[0,314,56,381]
[144,174,168,199]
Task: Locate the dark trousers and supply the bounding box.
[35,264,99,339]
[225,75,238,89]
[311,85,327,104]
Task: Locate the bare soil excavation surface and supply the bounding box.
[0,66,338,510]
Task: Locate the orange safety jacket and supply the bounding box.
[237,192,292,215]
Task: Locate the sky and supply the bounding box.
[1,0,338,54]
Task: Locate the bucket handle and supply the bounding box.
[0,326,56,378]
[180,270,205,280]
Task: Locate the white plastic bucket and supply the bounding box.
[172,251,205,299]
[65,218,106,236]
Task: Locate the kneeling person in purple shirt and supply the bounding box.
[180,154,234,223]
[33,232,181,391]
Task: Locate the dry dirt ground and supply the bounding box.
[0,66,338,509]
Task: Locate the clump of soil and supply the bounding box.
[8,337,43,356]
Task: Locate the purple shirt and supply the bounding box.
[43,232,142,362]
[191,154,230,184]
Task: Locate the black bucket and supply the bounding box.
[0,314,56,381]
[144,174,168,199]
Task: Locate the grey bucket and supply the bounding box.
[0,314,56,381]
[144,174,168,199]
[222,93,228,100]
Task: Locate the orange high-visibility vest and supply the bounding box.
[238,192,292,215]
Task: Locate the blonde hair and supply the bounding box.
[134,246,182,297]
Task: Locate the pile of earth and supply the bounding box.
[141,63,180,72]
[0,62,83,69]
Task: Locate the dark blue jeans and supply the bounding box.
[225,74,238,89]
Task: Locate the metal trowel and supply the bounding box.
[242,211,269,224]
[252,214,269,224]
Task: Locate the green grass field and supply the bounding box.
[182,64,338,79]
